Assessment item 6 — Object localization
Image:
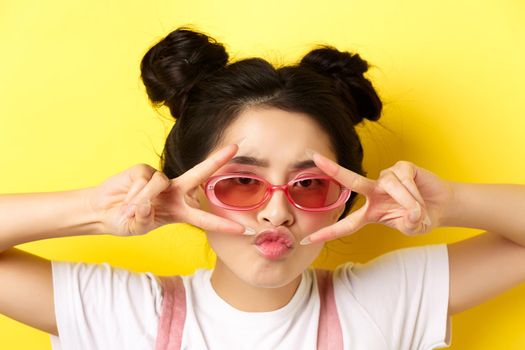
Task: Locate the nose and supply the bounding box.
[256,188,294,227]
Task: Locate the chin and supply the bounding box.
[242,270,299,289]
[234,258,303,289]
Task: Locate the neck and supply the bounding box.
[210,260,302,312]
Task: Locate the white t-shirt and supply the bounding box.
[50,244,452,350]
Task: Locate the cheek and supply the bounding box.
[208,204,253,226]
[296,210,339,236]
[198,189,256,230]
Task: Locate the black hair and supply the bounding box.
[140,27,382,219]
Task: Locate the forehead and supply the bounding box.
[217,107,337,166]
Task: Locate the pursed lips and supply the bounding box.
[253,227,295,248]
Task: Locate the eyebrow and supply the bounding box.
[228,156,317,170]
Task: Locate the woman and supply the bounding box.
[1,27,525,349]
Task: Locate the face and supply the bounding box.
[196,106,345,289]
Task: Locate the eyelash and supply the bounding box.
[226,171,321,181]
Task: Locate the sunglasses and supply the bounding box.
[204,173,351,211]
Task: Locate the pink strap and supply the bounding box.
[155,270,343,349]
[155,276,186,350]
[316,269,344,350]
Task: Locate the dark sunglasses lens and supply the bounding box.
[289,178,342,208]
[214,177,266,208]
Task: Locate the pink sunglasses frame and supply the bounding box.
[204,173,351,212]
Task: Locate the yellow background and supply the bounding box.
[1,0,525,348]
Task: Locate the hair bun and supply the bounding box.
[299,46,382,125]
[140,27,229,118]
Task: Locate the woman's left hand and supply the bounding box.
[301,153,454,245]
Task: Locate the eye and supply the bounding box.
[296,179,313,187]
[234,177,257,185]
[293,177,328,189]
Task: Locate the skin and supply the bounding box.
[194,106,345,312]
[3,105,525,338]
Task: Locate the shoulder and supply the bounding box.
[333,244,448,288]
[52,260,163,303]
[330,244,451,349]
[51,260,165,348]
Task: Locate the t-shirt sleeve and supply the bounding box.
[334,243,451,350]
[49,260,163,350]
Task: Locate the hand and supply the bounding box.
[301,154,454,245]
[88,144,247,236]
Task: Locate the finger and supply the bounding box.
[123,164,157,204]
[131,199,155,235]
[400,212,433,236]
[184,207,248,235]
[123,178,149,204]
[300,205,368,245]
[175,143,239,192]
[311,152,375,195]
[401,178,425,207]
[391,161,425,205]
[131,170,171,204]
[378,171,422,222]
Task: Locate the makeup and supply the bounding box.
[253,227,295,260]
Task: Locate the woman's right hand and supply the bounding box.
[87,144,247,237]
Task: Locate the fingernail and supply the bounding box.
[305,148,317,159]
[137,199,151,216]
[300,235,313,245]
[243,227,256,236]
[423,215,432,226]
[236,137,247,149]
[409,202,421,222]
[311,152,338,175]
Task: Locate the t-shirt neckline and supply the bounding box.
[199,268,312,324]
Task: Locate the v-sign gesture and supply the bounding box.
[88,144,248,237]
[301,153,454,245]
